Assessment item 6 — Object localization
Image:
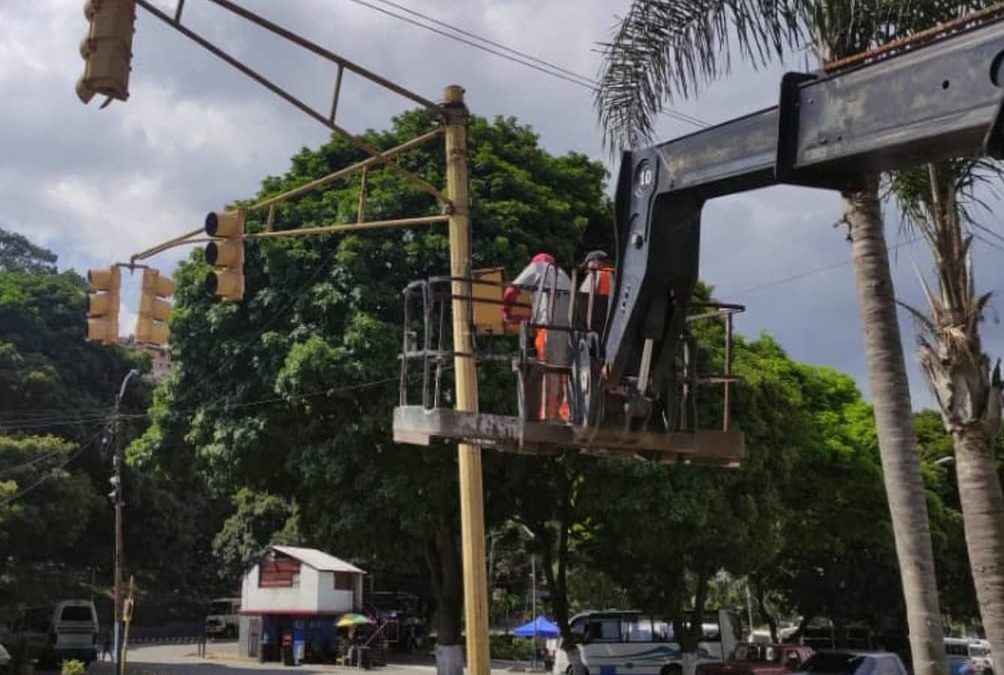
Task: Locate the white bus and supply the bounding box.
[553,610,740,675]
[946,637,994,674]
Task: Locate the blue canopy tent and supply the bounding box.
[512,616,560,639]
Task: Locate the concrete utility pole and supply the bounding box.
[111,369,139,675]
[442,85,490,675]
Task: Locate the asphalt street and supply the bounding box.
[81,641,531,675]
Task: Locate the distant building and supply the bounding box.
[237,545,366,663]
[139,344,171,381]
[118,337,172,382]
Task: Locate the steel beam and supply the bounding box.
[648,16,1004,199]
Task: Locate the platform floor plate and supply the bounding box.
[393,406,743,466]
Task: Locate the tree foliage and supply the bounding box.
[136,110,613,641]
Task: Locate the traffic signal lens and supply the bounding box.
[206,239,241,267]
[204,271,219,296]
[204,211,244,238]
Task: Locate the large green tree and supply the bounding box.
[136,110,612,662]
[0,230,157,609]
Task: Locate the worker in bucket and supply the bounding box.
[577,250,615,334]
[502,252,571,422]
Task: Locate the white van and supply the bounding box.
[12,600,99,666]
[205,597,241,638]
[553,610,739,675]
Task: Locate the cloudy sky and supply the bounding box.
[3,0,1003,411]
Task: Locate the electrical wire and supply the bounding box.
[0,445,78,479]
[345,0,709,129]
[0,427,108,508]
[0,376,400,433]
[725,236,922,298]
[0,414,140,433]
[369,0,598,86]
[0,406,114,421]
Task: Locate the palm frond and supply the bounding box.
[596,0,807,149]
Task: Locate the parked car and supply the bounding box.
[9,600,99,667]
[792,651,908,675]
[205,597,241,638]
[697,643,814,675]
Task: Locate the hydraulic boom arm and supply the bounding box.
[603,15,1004,393]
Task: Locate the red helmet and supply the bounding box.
[531,252,556,265]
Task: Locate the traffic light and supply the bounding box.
[86,266,120,344]
[204,210,245,302]
[135,268,174,346]
[77,0,137,104]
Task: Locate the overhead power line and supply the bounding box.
[345,0,709,129]
[0,427,107,508]
[726,236,922,298]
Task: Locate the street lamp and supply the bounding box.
[515,524,539,670]
[111,368,139,675]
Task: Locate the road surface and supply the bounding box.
[83,641,536,675]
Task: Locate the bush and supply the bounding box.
[60,659,86,675]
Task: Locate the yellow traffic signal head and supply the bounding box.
[77,0,137,104]
[204,210,246,302]
[86,266,120,344]
[136,268,172,346]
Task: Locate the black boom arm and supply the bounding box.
[603,15,1004,388]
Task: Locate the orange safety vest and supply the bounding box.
[593,267,614,296]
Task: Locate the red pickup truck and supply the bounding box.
[696,643,814,675]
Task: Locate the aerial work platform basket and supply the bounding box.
[392,270,745,466]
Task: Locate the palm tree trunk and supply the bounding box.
[844,181,948,675]
[954,426,1004,660]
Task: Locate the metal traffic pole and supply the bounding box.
[442,84,490,675]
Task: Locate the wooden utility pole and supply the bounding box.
[442,84,490,675]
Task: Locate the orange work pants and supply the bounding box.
[534,330,569,423]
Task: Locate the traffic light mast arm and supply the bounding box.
[129,227,205,264]
[127,124,447,265]
[128,215,449,265]
[603,13,1004,384]
[134,0,450,206]
[246,127,445,215]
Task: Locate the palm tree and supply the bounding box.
[594,3,994,674]
[889,157,1004,662]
